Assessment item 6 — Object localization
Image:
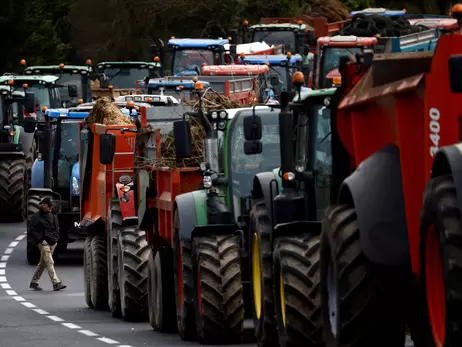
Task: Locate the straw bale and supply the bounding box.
[86,97,133,125]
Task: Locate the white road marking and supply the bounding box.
[1,233,134,347]
[97,337,119,344]
[61,322,81,329]
[79,330,99,337]
[47,315,64,322]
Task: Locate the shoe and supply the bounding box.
[29,283,42,291]
[53,282,67,291]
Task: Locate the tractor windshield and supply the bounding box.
[57,120,79,189]
[102,67,150,89]
[29,85,50,109]
[252,30,296,52]
[321,47,362,86]
[268,65,289,92]
[229,110,280,219]
[173,50,215,75]
[55,72,83,104]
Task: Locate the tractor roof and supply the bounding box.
[114,94,180,105]
[25,65,89,73]
[250,23,307,30]
[139,79,211,89]
[241,54,302,65]
[295,88,336,102]
[0,86,10,93]
[97,61,160,68]
[224,105,274,120]
[45,108,90,119]
[0,75,59,85]
[350,8,406,17]
[168,38,229,48]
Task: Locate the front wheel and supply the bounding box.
[273,234,322,347]
[320,205,406,347]
[419,175,462,347]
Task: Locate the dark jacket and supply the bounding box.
[28,208,60,246]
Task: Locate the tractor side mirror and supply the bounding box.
[68,84,78,98]
[24,92,36,113]
[23,117,36,133]
[99,133,116,164]
[449,55,462,93]
[243,115,262,155]
[99,74,109,89]
[173,120,192,158]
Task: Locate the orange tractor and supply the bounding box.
[319,32,462,346]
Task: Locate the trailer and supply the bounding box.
[79,84,284,344]
[201,65,269,103]
[318,32,462,347]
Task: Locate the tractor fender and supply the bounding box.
[70,162,79,197]
[431,144,462,215]
[115,182,137,224]
[31,159,44,188]
[19,128,34,159]
[174,191,199,243]
[251,169,281,225]
[338,144,409,266]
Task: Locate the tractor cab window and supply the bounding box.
[321,47,362,85]
[101,67,150,89]
[267,65,289,92]
[29,84,50,110]
[173,49,216,75]
[57,120,79,189]
[252,30,296,52]
[50,87,62,108]
[314,104,331,220]
[55,72,83,104]
[229,110,280,220]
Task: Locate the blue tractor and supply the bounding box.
[150,38,232,76]
[24,108,89,264]
[239,53,310,99]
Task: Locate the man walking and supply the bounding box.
[29,197,67,291]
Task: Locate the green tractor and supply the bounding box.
[244,84,336,347]
[0,84,36,221]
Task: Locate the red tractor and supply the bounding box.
[320,33,462,346]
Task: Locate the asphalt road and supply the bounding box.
[0,222,256,347]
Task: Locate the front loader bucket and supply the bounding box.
[336,34,462,273]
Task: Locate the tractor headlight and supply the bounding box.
[72,177,79,194]
[203,175,212,189]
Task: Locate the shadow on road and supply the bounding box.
[55,249,83,266]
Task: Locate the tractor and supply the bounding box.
[0,82,36,221]
[23,108,88,264]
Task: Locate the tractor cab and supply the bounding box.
[0,75,63,120]
[161,38,231,76]
[315,36,377,89]
[24,64,93,105]
[138,78,211,101]
[238,53,309,98]
[95,61,161,90]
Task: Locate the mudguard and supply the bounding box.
[70,162,79,196]
[175,190,237,242]
[251,168,281,225]
[338,144,409,266]
[432,144,462,215]
[115,182,137,223]
[31,159,44,188]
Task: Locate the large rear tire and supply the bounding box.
[173,210,197,341]
[249,199,278,347]
[419,175,462,347]
[148,247,177,332]
[320,205,406,347]
[273,234,322,347]
[0,158,27,222]
[117,226,149,322]
[90,234,108,310]
[193,234,244,344]
[84,236,93,308]
[107,199,122,317]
